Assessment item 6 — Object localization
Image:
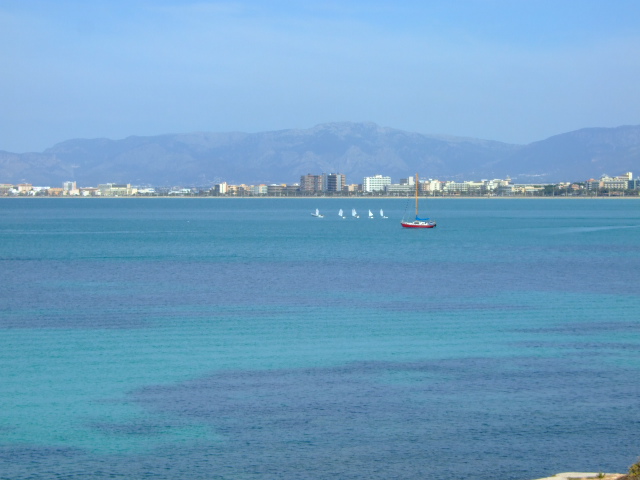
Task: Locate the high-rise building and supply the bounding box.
[363,175,391,193]
[300,174,324,193]
[326,173,346,193]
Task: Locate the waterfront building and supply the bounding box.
[17,183,33,195]
[284,184,300,195]
[236,185,250,196]
[97,183,136,196]
[442,181,485,195]
[386,183,413,195]
[211,182,228,195]
[400,176,415,186]
[169,188,192,195]
[423,179,443,193]
[483,178,509,193]
[363,175,391,193]
[601,175,629,191]
[326,173,346,193]
[267,184,284,196]
[300,174,324,193]
[585,178,599,192]
[511,184,544,195]
[251,184,268,195]
[63,181,78,195]
[496,184,515,196]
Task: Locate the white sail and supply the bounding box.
[368,209,374,219]
[380,209,387,218]
[352,208,359,218]
[338,209,343,217]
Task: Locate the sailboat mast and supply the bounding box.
[415,173,419,217]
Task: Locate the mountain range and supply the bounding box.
[1,122,639,186]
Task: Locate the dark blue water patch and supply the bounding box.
[118,357,639,480]
[512,341,640,355]
[514,321,640,335]
[90,422,174,437]
[374,301,529,313]
[557,342,640,354]
[1,361,639,479]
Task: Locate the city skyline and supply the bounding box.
[2,171,636,197]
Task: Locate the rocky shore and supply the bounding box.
[535,474,624,480]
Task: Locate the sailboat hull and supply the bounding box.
[400,220,436,228]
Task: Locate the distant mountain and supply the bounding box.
[1,122,638,186]
[493,125,640,182]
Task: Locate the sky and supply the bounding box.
[2,0,640,152]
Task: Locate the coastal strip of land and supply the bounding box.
[534,473,623,480]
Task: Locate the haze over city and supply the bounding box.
[2,0,640,153]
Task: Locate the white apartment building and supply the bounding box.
[363,175,391,193]
[421,179,443,193]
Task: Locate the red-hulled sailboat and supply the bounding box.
[401,173,436,229]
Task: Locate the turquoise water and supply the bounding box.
[1,198,639,479]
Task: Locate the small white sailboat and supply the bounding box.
[338,209,345,218]
[380,209,388,219]
[311,208,324,218]
[368,209,374,219]
[352,208,359,218]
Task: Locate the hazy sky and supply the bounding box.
[2,0,640,152]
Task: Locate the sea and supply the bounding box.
[1,197,639,480]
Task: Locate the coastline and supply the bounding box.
[0,195,638,200]
[534,474,624,480]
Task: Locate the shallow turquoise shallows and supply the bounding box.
[1,198,639,480]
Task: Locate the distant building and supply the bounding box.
[496,184,514,196]
[267,184,284,196]
[326,173,346,193]
[600,173,632,191]
[363,175,391,193]
[17,183,33,194]
[585,178,599,192]
[211,182,227,195]
[63,181,80,196]
[284,184,300,195]
[423,179,443,193]
[400,176,415,186]
[386,183,413,195]
[169,188,192,195]
[97,183,136,196]
[300,174,324,193]
[251,184,268,195]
